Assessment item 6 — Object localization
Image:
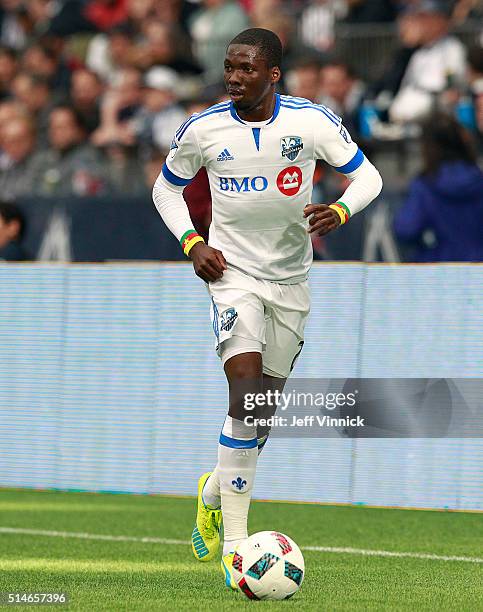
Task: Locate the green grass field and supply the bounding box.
[0,489,481,611]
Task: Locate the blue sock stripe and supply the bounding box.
[219,433,257,449]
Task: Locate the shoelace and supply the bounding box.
[203,510,219,537]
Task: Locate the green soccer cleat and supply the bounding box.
[221,552,237,590]
[191,472,222,562]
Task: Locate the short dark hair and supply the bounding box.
[322,59,357,80]
[229,28,283,69]
[421,112,476,175]
[50,104,88,133]
[0,201,26,241]
[0,45,17,61]
[467,44,483,74]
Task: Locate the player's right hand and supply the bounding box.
[189,242,227,282]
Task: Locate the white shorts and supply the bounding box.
[208,267,310,378]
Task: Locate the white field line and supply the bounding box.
[1,527,482,564]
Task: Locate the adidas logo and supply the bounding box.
[217,148,234,162]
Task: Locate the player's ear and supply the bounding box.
[271,67,281,84]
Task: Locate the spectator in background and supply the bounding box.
[86,22,136,84]
[389,1,466,124]
[467,45,483,152]
[101,140,146,195]
[0,201,29,260]
[343,0,397,23]
[11,71,55,146]
[189,0,249,84]
[69,68,103,134]
[0,0,29,50]
[0,115,37,199]
[123,0,155,31]
[452,0,482,23]
[44,0,96,37]
[368,11,423,104]
[154,0,198,35]
[393,113,483,261]
[0,45,17,100]
[21,40,72,92]
[0,98,27,129]
[131,20,201,77]
[143,146,164,190]
[91,66,142,146]
[247,0,284,27]
[259,13,323,74]
[129,66,186,154]
[319,60,365,137]
[83,0,128,32]
[285,58,321,102]
[30,105,107,196]
[299,0,346,53]
[26,0,58,38]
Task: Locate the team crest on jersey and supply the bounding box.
[281,136,304,162]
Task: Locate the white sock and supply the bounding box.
[202,467,220,509]
[223,538,244,556]
[218,416,258,549]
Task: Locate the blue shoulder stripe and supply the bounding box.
[281,102,340,126]
[334,148,364,174]
[162,163,193,187]
[280,95,340,123]
[176,103,230,141]
[175,101,230,138]
[280,95,312,105]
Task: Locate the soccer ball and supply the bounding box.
[232,531,304,600]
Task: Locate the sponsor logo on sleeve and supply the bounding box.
[168,138,178,160]
[339,124,351,144]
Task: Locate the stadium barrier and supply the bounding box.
[0,263,481,510]
[17,193,405,262]
[333,20,482,81]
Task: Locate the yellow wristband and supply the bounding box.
[329,203,349,225]
[184,235,204,256]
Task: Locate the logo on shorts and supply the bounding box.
[220,307,238,332]
[281,136,304,161]
[276,166,302,196]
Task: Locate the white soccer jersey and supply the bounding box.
[162,94,364,283]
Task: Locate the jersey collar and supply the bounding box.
[229,93,281,126]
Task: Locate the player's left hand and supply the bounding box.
[303,204,341,236]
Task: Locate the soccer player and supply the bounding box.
[152,28,382,589]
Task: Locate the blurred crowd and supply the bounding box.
[0,0,481,262]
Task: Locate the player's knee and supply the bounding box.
[224,352,263,381]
